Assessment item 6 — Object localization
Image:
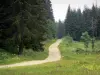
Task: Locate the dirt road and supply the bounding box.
[0,39,62,68]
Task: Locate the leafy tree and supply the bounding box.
[63,36,73,46]
[81,32,91,51]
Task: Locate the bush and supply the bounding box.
[0,49,13,60]
[75,48,85,54]
[63,36,73,46]
[3,38,18,54]
[81,32,91,51]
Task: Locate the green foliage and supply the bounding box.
[81,32,91,51]
[0,39,56,65]
[75,48,84,52]
[44,19,56,39]
[5,39,17,53]
[63,36,73,46]
[0,51,10,60]
[1,39,100,75]
[0,0,55,54]
[64,5,100,41]
[57,20,65,38]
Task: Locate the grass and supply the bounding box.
[0,39,56,65]
[0,37,100,75]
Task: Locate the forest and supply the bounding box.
[58,4,100,41]
[0,0,100,75]
[0,0,56,55]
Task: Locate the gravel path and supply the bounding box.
[0,39,62,68]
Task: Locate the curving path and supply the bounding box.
[0,39,62,68]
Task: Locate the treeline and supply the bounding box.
[0,0,56,55]
[56,20,65,39]
[64,4,100,41]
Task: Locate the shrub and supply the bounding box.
[75,48,85,54]
[63,36,73,46]
[4,38,18,54]
[81,32,91,51]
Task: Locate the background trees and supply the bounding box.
[56,20,65,39]
[64,4,100,41]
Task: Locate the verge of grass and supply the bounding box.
[0,37,100,75]
[0,39,56,65]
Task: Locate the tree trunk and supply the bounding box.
[92,38,95,51]
[18,0,25,55]
[18,15,24,55]
[18,40,23,55]
[92,17,95,52]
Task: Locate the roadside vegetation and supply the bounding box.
[0,39,56,65]
[0,37,100,75]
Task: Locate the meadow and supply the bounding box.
[0,37,100,75]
